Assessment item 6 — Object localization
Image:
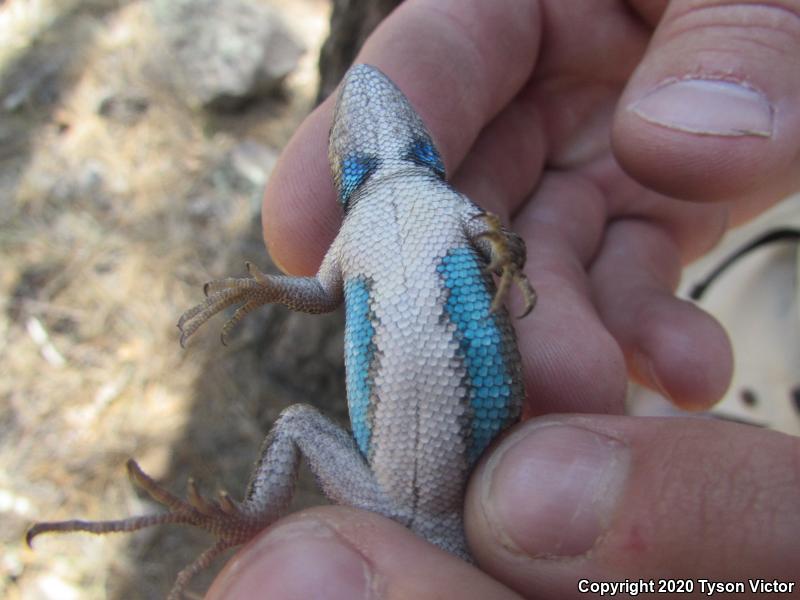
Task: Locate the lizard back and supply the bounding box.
[329,65,525,541]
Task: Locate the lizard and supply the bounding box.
[27,63,536,599]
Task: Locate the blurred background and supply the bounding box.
[0,0,392,597]
[1,1,797,598]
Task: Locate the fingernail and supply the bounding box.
[208,518,375,599]
[629,79,773,137]
[482,423,629,557]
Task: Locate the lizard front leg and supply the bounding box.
[465,210,537,317]
[28,404,398,600]
[178,249,343,346]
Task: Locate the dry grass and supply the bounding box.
[1,1,340,598]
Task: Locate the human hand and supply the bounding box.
[261,0,798,417]
[208,0,800,597]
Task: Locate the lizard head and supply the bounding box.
[329,63,446,211]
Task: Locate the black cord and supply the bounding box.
[689,228,800,301]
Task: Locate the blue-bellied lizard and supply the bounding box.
[28,64,536,599]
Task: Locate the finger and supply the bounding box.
[451,0,652,214]
[626,0,670,27]
[613,0,800,211]
[263,0,541,274]
[589,218,733,409]
[451,87,547,218]
[511,172,628,415]
[465,415,800,598]
[455,0,650,214]
[581,158,731,262]
[206,506,521,600]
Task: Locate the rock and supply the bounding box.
[227,138,277,190]
[2,58,63,112]
[151,0,304,110]
[97,93,149,125]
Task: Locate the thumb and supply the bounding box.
[465,415,800,598]
[612,0,800,213]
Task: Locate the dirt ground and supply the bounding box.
[1,1,341,598]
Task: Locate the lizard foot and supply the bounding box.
[472,213,537,317]
[27,459,266,600]
[178,261,274,347]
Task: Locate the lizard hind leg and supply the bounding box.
[469,212,537,318]
[27,459,253,599]
[28,405,396,599]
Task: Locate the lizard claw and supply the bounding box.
[177,262,273,347]
[511,272,537,318]
[472,213,537,318]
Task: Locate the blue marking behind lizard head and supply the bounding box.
[329,64,447,210]
[437,248,519,465]
[344,276,377,457]
[335,153,381,209]
[405,137,445,179]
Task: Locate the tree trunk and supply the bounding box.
[316,0,403,104]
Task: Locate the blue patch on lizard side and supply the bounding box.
[437,248,515,465]
[336,153,380,210]
[405,137,445,179]
[344,277,376,457]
